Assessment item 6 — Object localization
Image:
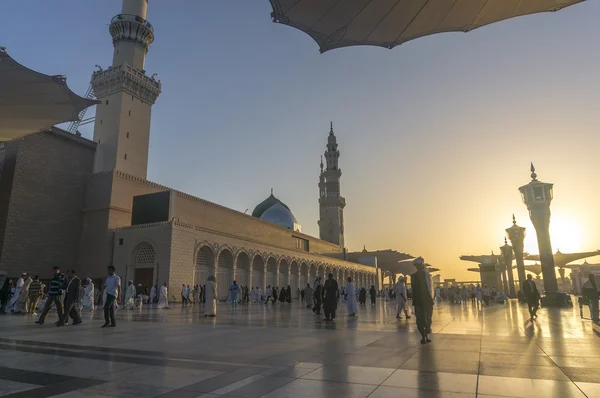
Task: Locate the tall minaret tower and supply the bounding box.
[318,122,346,248]
[91,0,161,179]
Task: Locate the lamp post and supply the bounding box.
[506,215,526,293]
[518,164,558,293]
[500,237,516,297]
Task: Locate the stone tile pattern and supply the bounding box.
[0,300,598,398]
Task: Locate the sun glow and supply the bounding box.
[523,214,584,255]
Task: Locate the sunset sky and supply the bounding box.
[3,1,599,279]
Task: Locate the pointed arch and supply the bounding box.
[235,250,251,287]
[195,244,215,286]
[251,254,264,288]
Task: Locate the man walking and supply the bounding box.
[583,273,600,322]
[523,274,540,320]
[313,277,323,315]
[230,280,240,310]
[181,284,188,306]
[102,266,121,328]
[35,266,66,326]
[411,257,434,344]
[322,273,339,321]
[14,273,32,314]
[394,277,411,320]
[27,275,42,315]
[63,270,82,325]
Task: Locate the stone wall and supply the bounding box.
[113,221,377,301]
[0,129,95,278]
[0,141,18,261]
[79,170,164,278]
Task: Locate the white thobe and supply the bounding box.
[149,287,156,304]
[125,285,136,309]
[158,286,169,309]
[204,280,217,315]
[393,281,408,314]
[10,278,23,310]
[83,284,95,310]
[346,282,358,315]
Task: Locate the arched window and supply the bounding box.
[135,243,155,265]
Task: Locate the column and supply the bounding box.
[263,265,267,289]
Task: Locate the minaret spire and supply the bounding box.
[318,122,346,248]
[91,0,161,179]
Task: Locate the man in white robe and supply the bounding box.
[16,274,32,314]
[158,283,169,309]
[204,276,217,317]
[346,277,358,316]
[9,274,25,313]
[124,281,136,310]
[149,285,156,305]
[394,277,411,319]
[82,279,95,311]
[305,283,314,308]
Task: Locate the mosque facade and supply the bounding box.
[0,0,376,298]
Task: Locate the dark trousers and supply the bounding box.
[38,295,64,324]
[527,297,539,318]
[371,296,376,305]
[414,304,433,337]
[313,300,322,314]
[589,298,599,322]
[182,295,187,306]
[64,296,82,323]
[323,298,337,320]
[104,294,117,325]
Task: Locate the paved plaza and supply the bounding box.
[1,300,599,398]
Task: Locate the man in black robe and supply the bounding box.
[523,274,540,320]
[322,273,339,321]
[411,257,434,344]
[313,277,323,315]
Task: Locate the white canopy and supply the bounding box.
[270,0,584,52]
[0,48,98,141]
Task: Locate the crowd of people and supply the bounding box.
[8,257,592,338]
[432,283,507,306]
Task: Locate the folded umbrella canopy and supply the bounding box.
[269,0,585,53]
[0,47,99,141]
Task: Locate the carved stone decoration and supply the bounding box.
[91,63,161,104]
[109,14,155,50]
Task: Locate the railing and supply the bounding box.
[110,14,154,32]
[67,84,96,135]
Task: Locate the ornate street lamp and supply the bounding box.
[518,164,558,293]
[506,215,526,293]
[500,238,516,298]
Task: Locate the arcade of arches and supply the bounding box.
[123,245,376,302]
[191,245,376,301]
[116,222,377,302]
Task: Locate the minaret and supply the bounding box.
[318,122,346,248]
[91,0,161,179]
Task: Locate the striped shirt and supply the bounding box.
[29,280,42,296]
[48,274,65,296]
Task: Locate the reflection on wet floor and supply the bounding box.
[0,299,598,397]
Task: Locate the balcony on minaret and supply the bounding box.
[91,63,161,104]
[110,9,154,69]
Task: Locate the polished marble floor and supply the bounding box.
[0,299,599,397]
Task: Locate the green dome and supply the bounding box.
[252,193,291,218]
